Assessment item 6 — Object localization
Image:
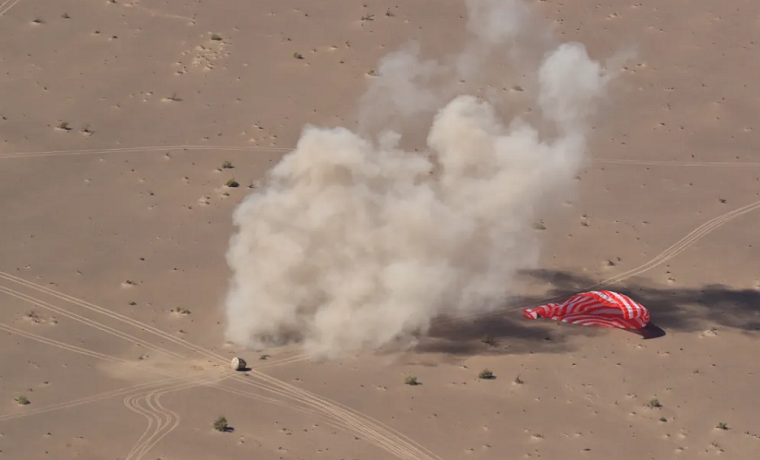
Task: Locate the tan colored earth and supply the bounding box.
[1,1,759,459]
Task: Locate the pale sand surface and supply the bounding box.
[2,0,760,459]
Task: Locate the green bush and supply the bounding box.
[213,416,228,432]
[478,369,494,380]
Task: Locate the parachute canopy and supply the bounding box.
[522,290,650,329]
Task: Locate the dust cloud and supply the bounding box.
[223,0,624,357]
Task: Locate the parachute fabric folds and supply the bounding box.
[521,290,650,329]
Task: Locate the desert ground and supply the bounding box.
[2,0,760,459]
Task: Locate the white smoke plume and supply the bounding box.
[223,0,622,358]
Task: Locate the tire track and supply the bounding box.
[0,377,173,422]
[124,377,214,460]
[0,324,326,455]
[122,355,318,460]
[5,161,754,460]
[0,322,217,384]
[0,284,189,361]
[587,198,760,289]
[595,158,760,167]
[120,1,196,24]
[0,314,397,458]
[123,392,160,460]
[131,389,181,460]
[0,145,291,160]
[230,364,444,460]
[0,322,136,364]
[3,145,760,170]
[0,353,307,423]
[127,351,437,459]
[442,198,760,324]
[0,273,441,460]
[0,323,351,460]
[211,383,345,429]
[0,0,23,18]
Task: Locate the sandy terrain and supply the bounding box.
[1,0,760,459]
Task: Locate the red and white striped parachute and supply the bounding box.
[522,290,650,329]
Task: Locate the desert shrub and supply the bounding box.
[478,369,494,380]
[213,416,228,432]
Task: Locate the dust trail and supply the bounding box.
[223,0,625,358]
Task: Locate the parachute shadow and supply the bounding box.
[518,269,760,333]
[419,269,758,357]
[627,322,666,339]
[421,310,603,356]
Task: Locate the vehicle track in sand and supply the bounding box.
[123,377,214,460]
[122,353,328,460]
[0,323,345,452]
[118,1,196,24]
[595,158,760,167]
[3,145,760,169]
[0,145,290,160]
[0,350,307,424]
[0,0,23,18]
[5,193,754,458]
[0,320,428,459]
[442,198,760,324]
[2,150,756,460]
[0,273,442,460]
